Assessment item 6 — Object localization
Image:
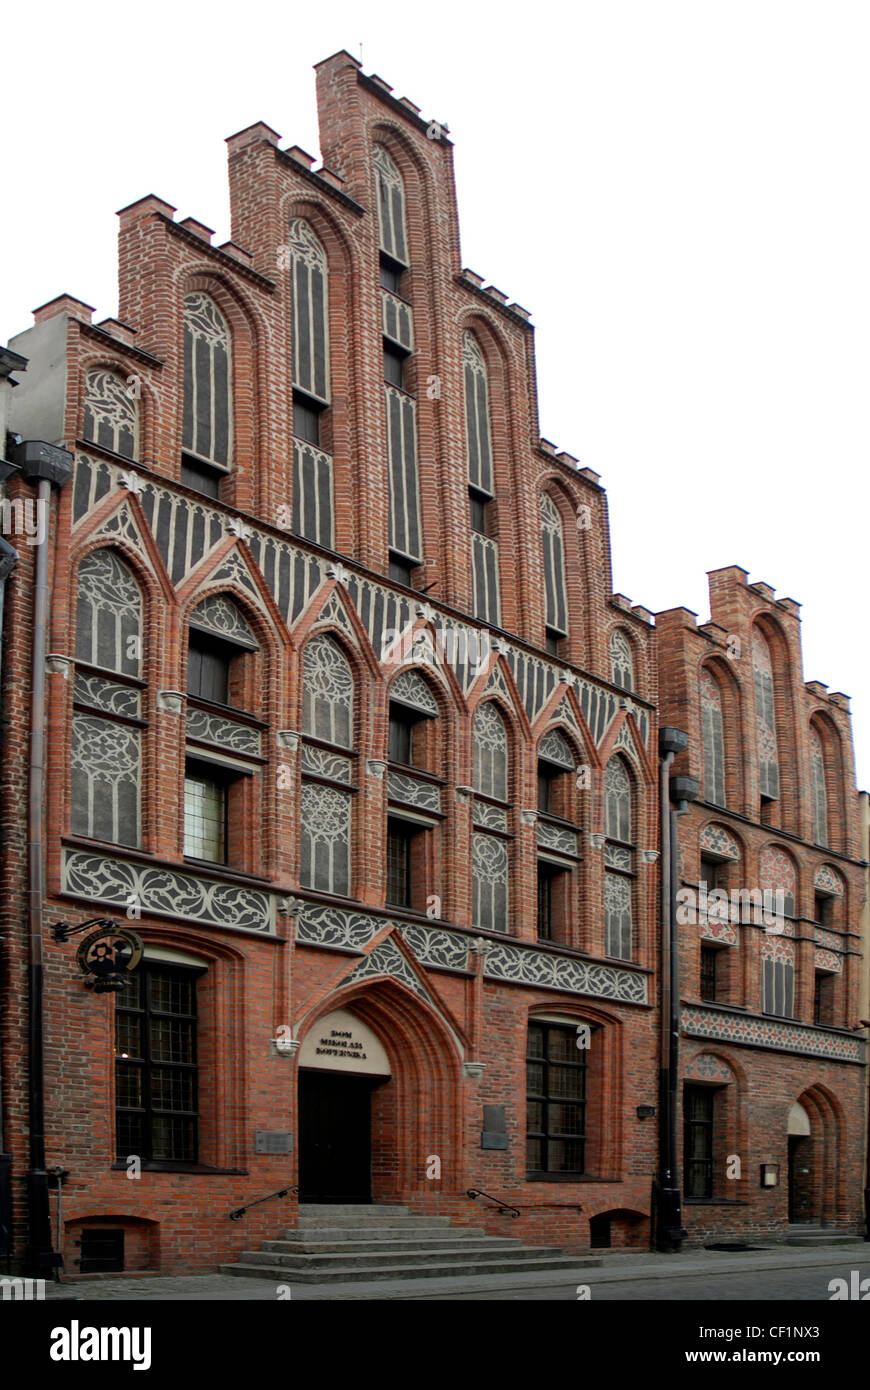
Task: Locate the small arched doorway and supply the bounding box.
[787,1101,812,1223]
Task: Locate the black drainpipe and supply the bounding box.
[10,441,73,1277]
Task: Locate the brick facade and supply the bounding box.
[0,50,863,1276]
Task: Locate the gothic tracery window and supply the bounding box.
[700,667,726,808]
[752,629,779,800]
[300,636,355,896]
[604,756,633,959]
[72,548,143,847]
[810,726,828,846]
[182,293,233,471]
[540,494,568,638]
[472,702,510,932]
[82,369,138,460]
[464,333,500,626]
[609,630,633,692]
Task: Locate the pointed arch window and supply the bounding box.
[472,702,510,933]
[464,334,500,626]
[82,369,138,460]
[289,221,334,547]
[810,726,828,846]
[604,757,633,960]
[700,668,726,808]
[537,729,581,943]
[300,636,355,897]
[182,293,232,468]
[72,549,143,848]
[541,495,568,639]
[610,630,633,692]
[752,629,779,801]
[374,145,408,266]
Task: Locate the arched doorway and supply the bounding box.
[787,1101,812,1223]
[787,1087,846,1226]
[296,981,462,1205]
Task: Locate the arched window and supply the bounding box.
[473,701,508,802]
[540,495,568,641]
[299,636,355,897]
[386,669,441,912]
[472,702,510,933]
[72,549,143,848]
[604,757,633,960]
[82,369,138,460]
[289,219,329,405]
[302,635,354,747]
[182,293,233,496]
[288,220,334,548]
[752,629,779,801]
[537,729,581,942]
[463,333,500,626]
[610,630,633,692]
[700,668,726,808]
[810,726,828,846]
[374,145,408,265]
[759,845,796,919]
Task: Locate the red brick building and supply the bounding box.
[0,50,864,1276]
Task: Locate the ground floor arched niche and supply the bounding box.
[295,979,464,1206]
[788,1085,846,1226]
[588,1207,648,1249]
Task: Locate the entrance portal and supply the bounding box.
[299,1071,377,1203]
[297,1008,392,1204]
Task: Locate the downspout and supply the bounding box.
[10,441,73,1277]
[656,726,697,1253]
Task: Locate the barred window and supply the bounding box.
[604,757,633,960]
[473,702,508,802]
[182,293,232,469]
[541,495,568,636]
[683,1085,714,1198]
[810,727,828,846]
[374,145,408,265]
[471,532,500,626]
[302,636,354,748]
[752,629,779,800]
[526,1022,587,1177]
[72,548,143,848]
[292,441,333,549]
[700,668,726,808]
[82,369,138,460]
[115,964,201,1164]
[609,630,633,692]
[289,219,330,404]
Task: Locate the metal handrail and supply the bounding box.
[466,1188,520,1218]
[228,1185,297,1221]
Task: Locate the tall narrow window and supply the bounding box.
[82,369,138,460]
[604,757,633,960]
[700,668,726,808]
[762,946,795,1017]
[288,219,333,548]
[72,549,143,848]
[540,495,568,640]
[536,729,581,944]
[463,333,500,626]
[374,145,408,266]
[752,629,779,801]
[472,702,510,932]
[810,726,828,846]
[683,1086,714,1198]
[609,630,633,692]
[182,293,232,495]
[526,1022,587,1177]
[116,964,200,1163]
[300,636,355,897]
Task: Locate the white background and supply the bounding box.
[4,0,868,785]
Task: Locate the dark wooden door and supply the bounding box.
[299,1071,373,1203]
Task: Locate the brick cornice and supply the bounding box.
[158,215,277,290]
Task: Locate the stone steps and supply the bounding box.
[219,1202,587,1285]
[785,1227,864,1246]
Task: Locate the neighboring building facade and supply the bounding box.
[658,573,866,1241]
[0,51,863,1275]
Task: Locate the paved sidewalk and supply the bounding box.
[38,1241,870,1301]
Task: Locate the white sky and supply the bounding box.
[5,0,869,788]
